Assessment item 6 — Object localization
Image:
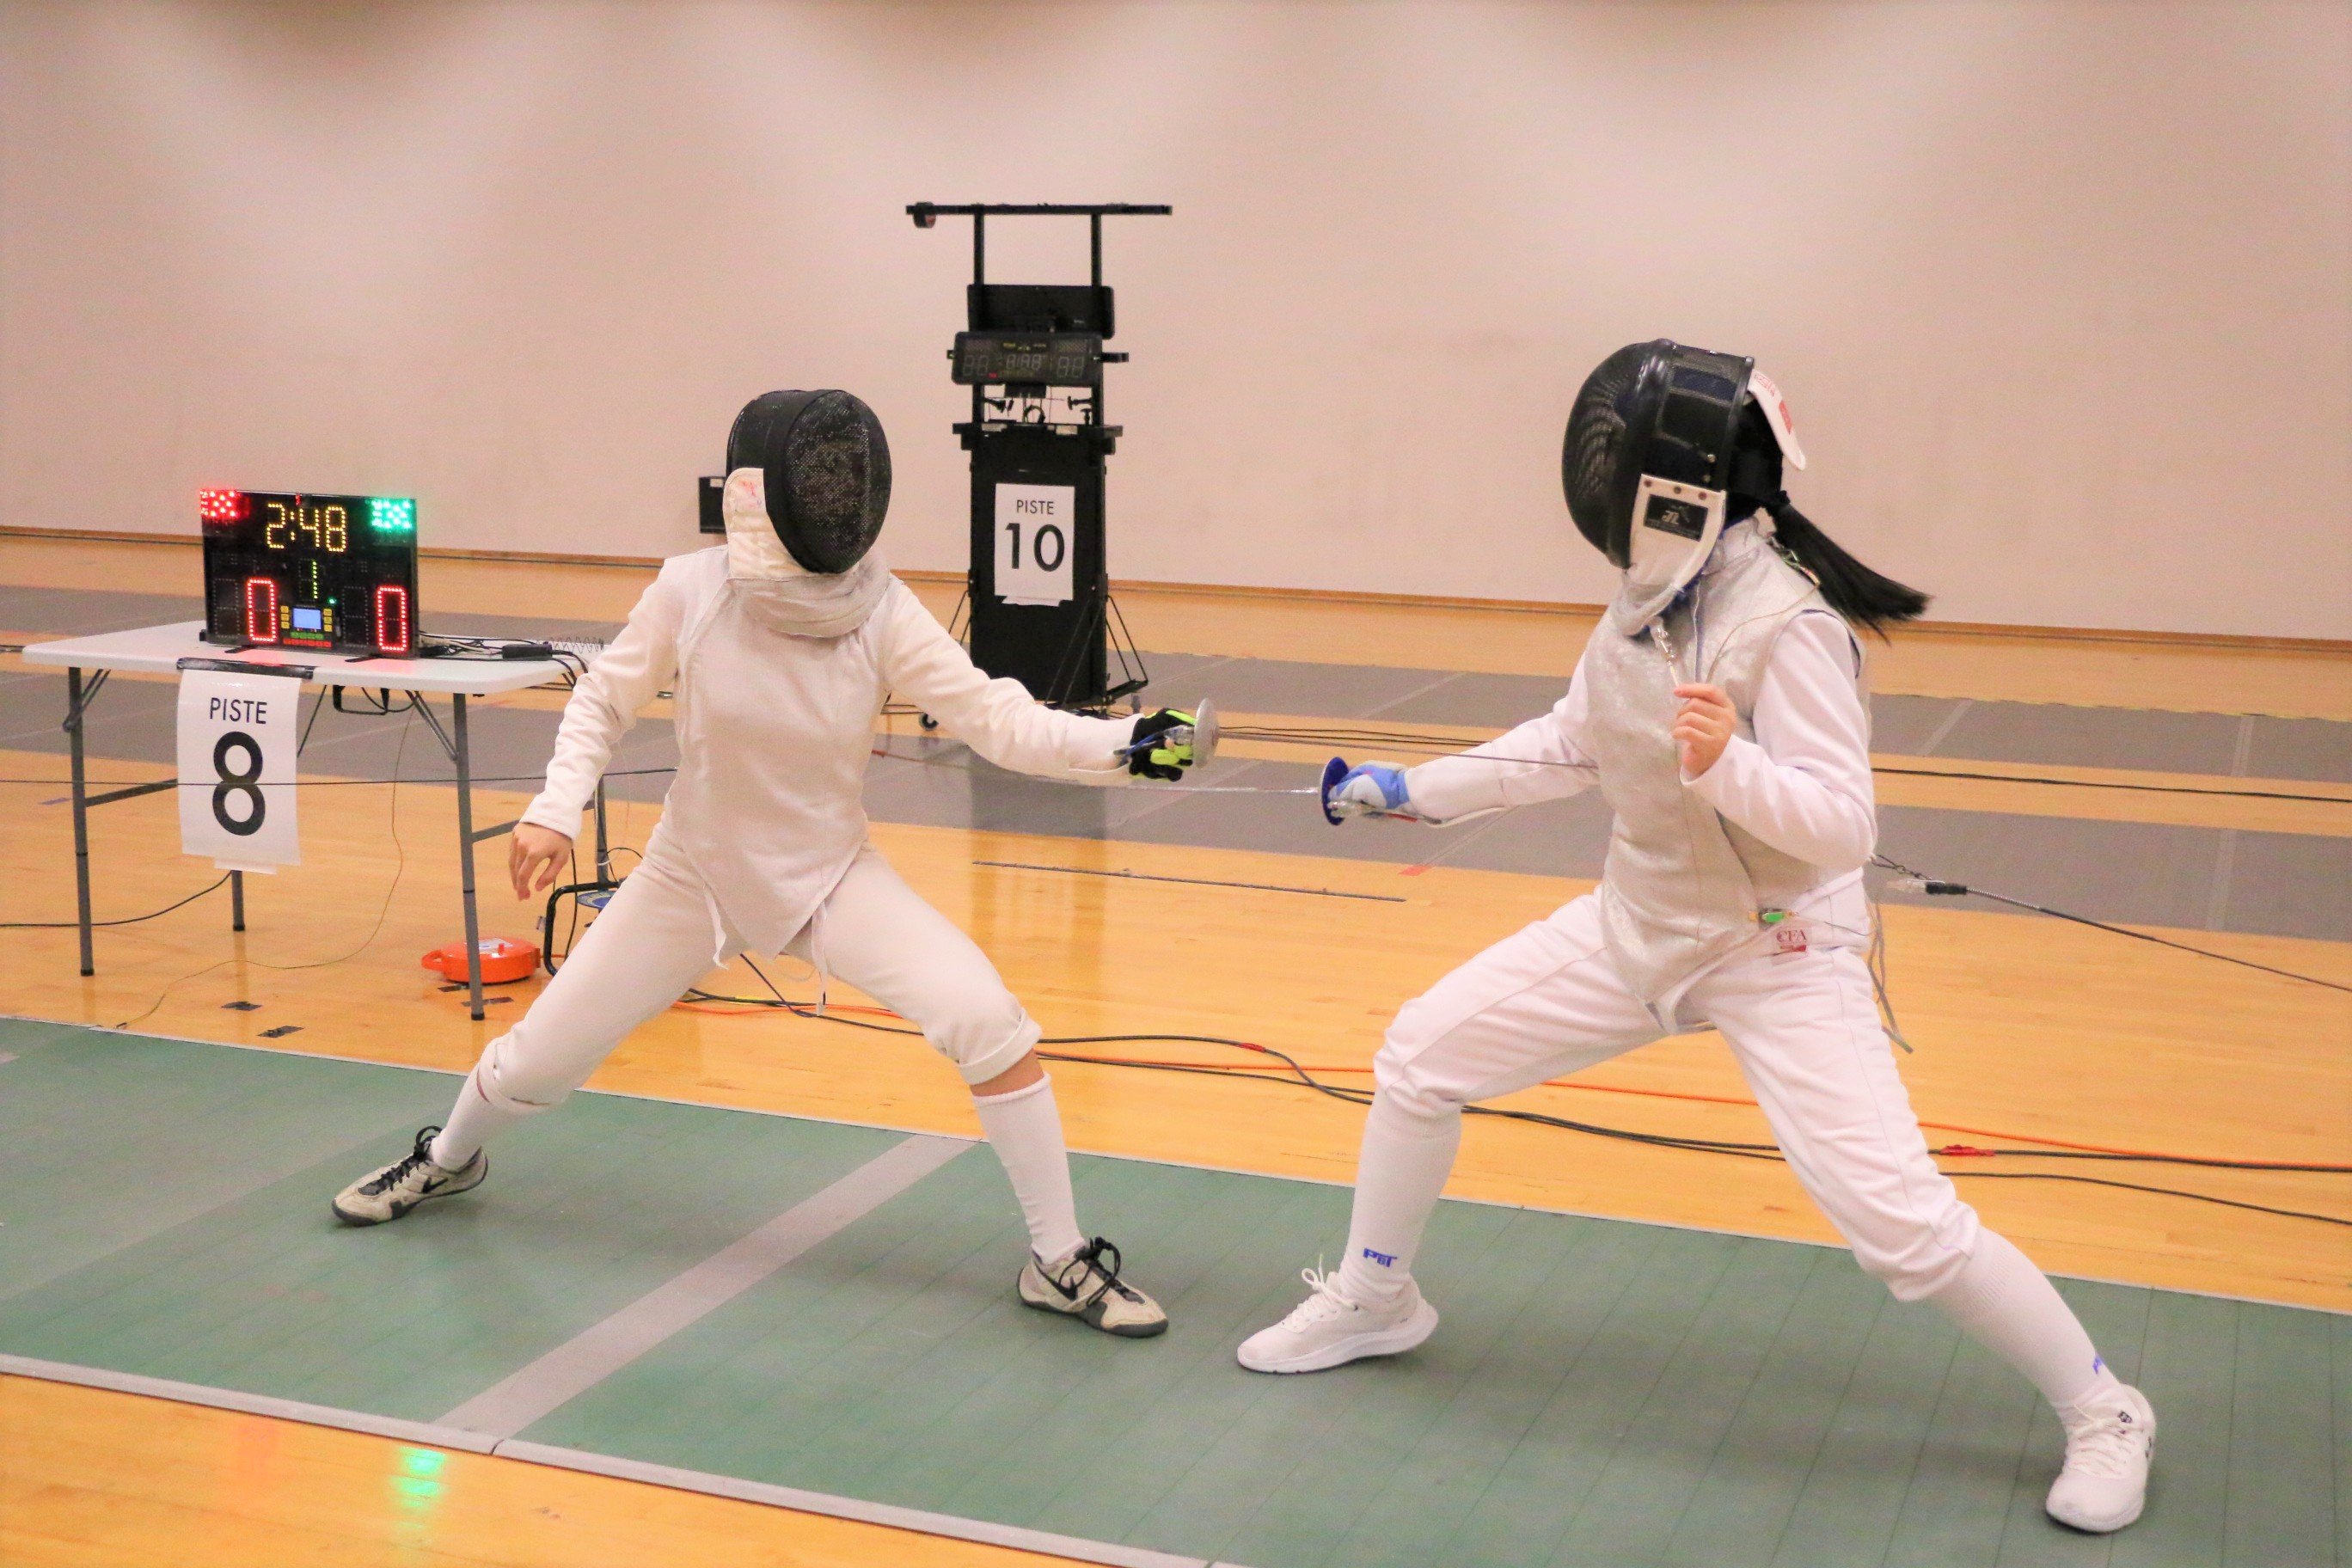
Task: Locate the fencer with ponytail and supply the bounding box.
[1755,493,1930,635]
[1729,402,1930,637]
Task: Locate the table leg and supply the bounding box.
[67,666,95,977]
[594,781,612,881]
[230,870,245,933]
[452,692,486,1021]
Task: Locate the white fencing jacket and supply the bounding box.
[1406,530,1878,989]
[521,548,1132,960]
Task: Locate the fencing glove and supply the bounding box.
[1124,709,1202,781]
[1320,760,1412,823]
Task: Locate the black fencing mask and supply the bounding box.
[725,389,892,574]
[1565,346,1937,638]
[1561,340,1810,625]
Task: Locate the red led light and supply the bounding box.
[200,488,249,524]
[375,584,411,654]
[243,577,280,644]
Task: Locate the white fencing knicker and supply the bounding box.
[1338,891,1978,1303]
[458,840,1040,1126]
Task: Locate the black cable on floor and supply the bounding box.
[1872,855,2352,994]
[1934,1172,2350,1228]
[0,874,232,929]
[677,983,2352,1228]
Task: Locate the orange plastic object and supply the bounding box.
[421,936,541,984]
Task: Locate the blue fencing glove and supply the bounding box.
[1320,758,1412,824]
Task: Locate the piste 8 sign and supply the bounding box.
[199,489,420,655]
[176,668,302,873]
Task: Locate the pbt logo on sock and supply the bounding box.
[1361,1246,1397,1267]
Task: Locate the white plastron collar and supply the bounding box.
[1607,511,1768,636]
[719,467,889,638]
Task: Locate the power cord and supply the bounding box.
[0,874,232,929]
[418,634,590,681]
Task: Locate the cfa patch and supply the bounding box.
[1770,922,1811,959]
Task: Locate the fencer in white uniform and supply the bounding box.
[334,389,1197,1338]
[1238,344,2157,1531]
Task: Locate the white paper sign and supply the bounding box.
[177,669,303,873]
[993,483,1076,606]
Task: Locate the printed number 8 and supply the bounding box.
[212,731,266,836]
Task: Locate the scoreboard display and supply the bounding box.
[198,489,420,655]
[951,332,1102,388]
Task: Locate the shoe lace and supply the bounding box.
[1280,1262,1357,1329]
[363,1126,444,1196]
[1053,1238,1140,1310]
[2064,1403,2150,1479]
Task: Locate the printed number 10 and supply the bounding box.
[1004,522,1066,573]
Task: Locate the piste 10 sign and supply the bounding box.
[199,488,420,655]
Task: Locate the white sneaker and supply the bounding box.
[1019,1238,1168,1338]
[2045,1382,2156,1533]
[332,1126,487,1226]
[1236,1264,1438,1374]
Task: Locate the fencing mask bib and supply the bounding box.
[1562,340,1804,626]
[725,389,891,574]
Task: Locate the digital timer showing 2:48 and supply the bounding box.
[262,498,352,554]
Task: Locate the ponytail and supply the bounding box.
[1757,493,1929,637]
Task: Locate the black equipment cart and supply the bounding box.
[908,201,1170,711]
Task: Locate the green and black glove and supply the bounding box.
[1124,708,1198,781]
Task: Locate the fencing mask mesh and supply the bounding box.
[725,389,891,574]
[1562,342,1658,567]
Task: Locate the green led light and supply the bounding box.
[369,496,416,532]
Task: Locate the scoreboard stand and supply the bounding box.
[908,201,1169,713]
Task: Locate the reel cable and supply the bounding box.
[653,956,2350,1230]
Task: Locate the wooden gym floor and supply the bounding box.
[1,534,2346,1565]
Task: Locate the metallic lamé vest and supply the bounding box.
[1582,529,1862,1013]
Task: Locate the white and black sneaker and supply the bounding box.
[1018,1238,1167,1338]
[332,1127,487,1226]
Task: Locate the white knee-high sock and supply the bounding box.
[1335,1089,1463,1307]
[1931,1229,2119,1411]
[429,1067,524,1170]
[972,1075,1086,1265]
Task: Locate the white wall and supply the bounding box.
[3,1,2345,638]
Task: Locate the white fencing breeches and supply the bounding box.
[1339,892,1982,1305]
[461,842,1041,1125]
